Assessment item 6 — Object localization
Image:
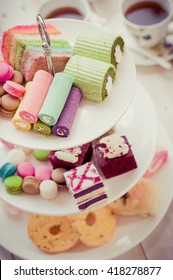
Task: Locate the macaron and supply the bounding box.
[17,161,35,178]
[1,94,20,111]
[33,150,50,161]
[7,148,26,165]
[0,83,6,96]
[39,180,58,200]
[10,70,24,85]
[4,175,23,194]
[51,167,67,184]
[0,162,17,180]
[22,176,40,194]
[3,80,25,98]
[35,165,52,181]
[0,61,14,83]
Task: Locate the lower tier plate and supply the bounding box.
[0,82,158,216]
[0,124,172,259]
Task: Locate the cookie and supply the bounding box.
[28,214,79,253]
[69,206,116,247]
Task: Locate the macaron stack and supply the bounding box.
[0,60,25,117]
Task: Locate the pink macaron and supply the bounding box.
[17,161,35,178]
[0,61,14,83]
[3,80,25,98]
[35,165,52,182]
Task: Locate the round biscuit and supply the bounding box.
[69,206,116,247]
[28,214,79,253]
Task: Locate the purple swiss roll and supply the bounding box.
[52,86,82,137]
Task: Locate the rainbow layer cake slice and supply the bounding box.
[64,161,108,211]
[94,134,137,179]
[49,142,93,170]
[1,24,73,81]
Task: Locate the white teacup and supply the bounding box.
[38,0,92,22]
[120,0,173,48]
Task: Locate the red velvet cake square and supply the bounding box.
[49,142,93,170]
[94,134,137,179]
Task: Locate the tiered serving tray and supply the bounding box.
[0,124,172,259]
[0,82,158,215]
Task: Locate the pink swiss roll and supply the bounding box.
[19,70,53,123]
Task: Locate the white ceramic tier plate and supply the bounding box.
[108,14,173,66]
[0,18,136,151]
[0,82,158,216]
[0,124,172,260]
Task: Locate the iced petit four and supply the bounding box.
[64,161,108,211]
[64,55,116,102]
[94,134,137,179]
[73,30,125,67]
[49,142,93,170]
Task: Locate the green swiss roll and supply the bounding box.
[64,55,116,102]
[73,31,125,67]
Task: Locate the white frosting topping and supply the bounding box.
[98,134,129,158]
[115,45,122,64]
[106,75,113,95]
[55,146,82,163]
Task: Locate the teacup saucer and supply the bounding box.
[108,14,173,66]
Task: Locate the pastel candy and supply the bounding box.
[64,55,116,102]
[19,70,53,123]
[39,73,74,126]
[52,86,82,137]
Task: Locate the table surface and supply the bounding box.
[0,0,173,260]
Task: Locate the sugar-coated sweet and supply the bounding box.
[4,175,23,194]
[22,176,40,194]
[51,167,67,184]
[17,161,35,178]
[35,166,52,182]
[39,180,58,200]
[0,162,17,180]
[33,150,50,161]
[7,148,26,165]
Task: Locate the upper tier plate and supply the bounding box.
[0,124,172,260]
[0,18,136,150]
[0,82,158,216]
